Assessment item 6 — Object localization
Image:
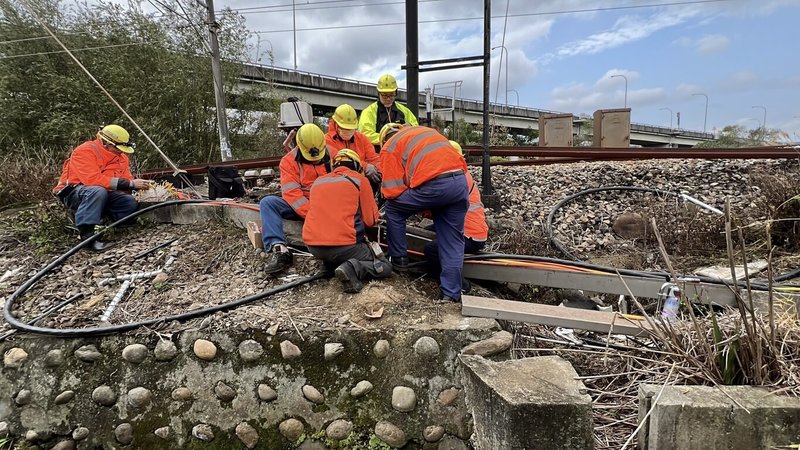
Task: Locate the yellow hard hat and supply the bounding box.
[296,123,326,162]
[449,140,463,156]
[97,124,135,154]
[333,149,362,173]
[332,104,358,130]
[377,73,398,93]
[379,122,404,146]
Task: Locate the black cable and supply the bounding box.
[3,199,325,337]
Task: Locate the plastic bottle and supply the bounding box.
[660,287,680,322]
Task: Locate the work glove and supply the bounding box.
[365,164,381,183]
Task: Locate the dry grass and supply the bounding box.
[0,145,63,209]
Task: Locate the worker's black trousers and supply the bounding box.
[307,243,392,281]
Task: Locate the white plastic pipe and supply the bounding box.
[680,194,723,215]
[100,279,131,322]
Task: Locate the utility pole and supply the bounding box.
[204,0,233,161]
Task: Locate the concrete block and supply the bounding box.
[638,384,800,450]
[460,355,593,450]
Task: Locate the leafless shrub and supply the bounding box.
[0,144,64,209]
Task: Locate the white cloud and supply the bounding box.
[675,83,705,97]
[719,71,759,91]
[695,34,729,54]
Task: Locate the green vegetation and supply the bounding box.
[695,124,790,148]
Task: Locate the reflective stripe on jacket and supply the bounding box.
[53,139,133,193]
[325,121,380,169]
[464,171,489,241]
[357,101,419,145]
[379,126,468,199]
[279,148,330,219]
[302,166,379,246]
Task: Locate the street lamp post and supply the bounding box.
[292,0,297,70]
[659,107,673,129]
[491,45,509,107]
[691,93,708,133]
[255,34,273,65]
[752,105,767,131]
[610,74,628,108]
[507,89,519,106]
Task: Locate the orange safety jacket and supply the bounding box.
[464,171,489,241]
[53,139,134,193]
[302,166,379,246]
[379,126,468,199]
[279,148,331,219]
[325,121,380,170]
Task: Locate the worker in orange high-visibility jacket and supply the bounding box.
[326,104,381,183]
[303,149,391,293]
[379,124,469,302]
[423,141,488,293]
[260,123,331,274]
[54,124,153,252]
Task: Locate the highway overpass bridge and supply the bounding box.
[238,63,713,148]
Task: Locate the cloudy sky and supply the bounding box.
[224,0,798,137]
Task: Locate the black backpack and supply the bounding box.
[208,166,245,200]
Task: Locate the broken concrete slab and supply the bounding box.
[460,355,593,450]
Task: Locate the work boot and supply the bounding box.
[389,256,409,272]
[78,225,114,252]
[264,250,293,274]
[461,277,472,294]
[439,293,461,303]
[335,261,364,293]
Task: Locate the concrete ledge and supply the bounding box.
[638,384,800,450]
[460,355,593,450]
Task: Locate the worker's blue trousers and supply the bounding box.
[62,186,138,227]
[259,195,300,250]
[385,173,469,300]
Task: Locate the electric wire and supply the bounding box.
[2,200,326,337]
[0,42,147,60]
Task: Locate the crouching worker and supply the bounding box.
[303,149,391,293]
[423,141,488,293]
[260,123,331,274]
[53,124,152,252]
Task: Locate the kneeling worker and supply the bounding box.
[53,124,152,251]
[303,149,391,293]
[260,123,330,273]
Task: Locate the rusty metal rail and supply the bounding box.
[141,145,800,178]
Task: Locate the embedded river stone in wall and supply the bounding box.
[215,382,237,402]
[54,390,75,405]
[324,342,344,361]
[235,422,259,449]
[374,339,390,358]
[302,385,324,404]
[44,349,64,367]
[0,422,8,436]
[375,421,407,448]
[424,425,446,443]
[91,386,117,406]
[350,380,373,398]
[461,330,513,357]
[154,426,170,439]
[14,389,31,406]
[127,387,152,408]
[193,339,217,360]
[171,387,192,401]
[280,340,302,359]
[192,423,215,441]
[438,387,460,407]
[71,427,89,441]
[3,347,28,368]
[238,340,264,362]
[414,336,440,357]
[392,386,417,412]
[326,419,353,441]
[257,384,278,402]
[154,339,178,361]
[279,418,304,442]
[51,439,75,450]
[74,344,101,362]
[121,343,148,363]
[114,423,133,445]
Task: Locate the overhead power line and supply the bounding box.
[0,42,146,60]
[251,0,730,34]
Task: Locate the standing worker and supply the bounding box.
[423,141,488,293]
[303,149,391,293]
[326,104,381,185]
[53,124,152,251]
[380,125,469,302]
[358,73,419,152]
[260,123,330,274]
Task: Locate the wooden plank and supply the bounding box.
[461,295,653,337]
